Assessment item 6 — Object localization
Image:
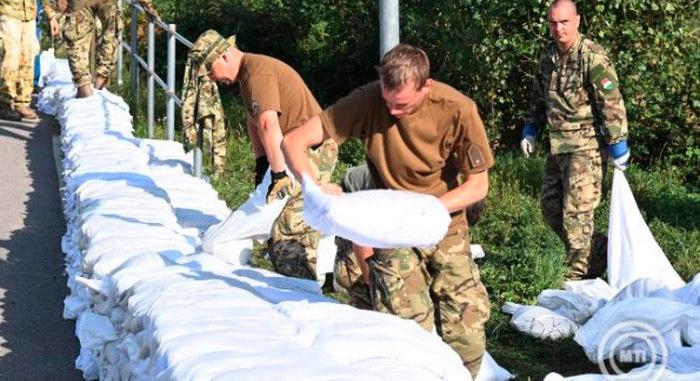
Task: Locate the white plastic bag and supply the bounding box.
[607,170,685,291]
[501,302,579,340]
[202,170,287,261]
[302,176,451,249]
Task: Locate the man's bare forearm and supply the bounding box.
[439,170,489,213]
[257,110,285,173]
[281,115,325,182]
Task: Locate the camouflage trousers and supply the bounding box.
[64,0,122,87]
[334,165,490,378]
[268,139,338,280]
[541,149,608,280]
[0,16,39,107]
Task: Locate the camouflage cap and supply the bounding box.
[189,30,236,75]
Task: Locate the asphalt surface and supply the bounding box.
[0,115,81,380]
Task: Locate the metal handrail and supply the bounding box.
[117,0,203,177]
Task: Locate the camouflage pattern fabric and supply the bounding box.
[334,164,489,377]
[540,149,608,280]
[331,164,376,308]
[181,30,234,178]
[333,236,372,309]
[0,0,37,22]
[63,0,122,87]
[368,225,490,378]
[268,139,338,280]
[43,0,67,19]
[0,15,39,108]
[527,35,628,154]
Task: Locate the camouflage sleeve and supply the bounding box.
[137,0,159,17]
[525,55,547,129]
[587,51,629,145]
[43,1,57,20]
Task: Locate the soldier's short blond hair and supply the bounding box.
[377,44,430,91]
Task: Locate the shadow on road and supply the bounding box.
[0,116,81,379]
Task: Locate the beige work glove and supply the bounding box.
[266,171,292,203]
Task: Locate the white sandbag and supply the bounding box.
[607,170,685,291]
[574,297,700,362]
[544,363,700,381]
[302,176,451,249]
[202,171,287,259]
[76,311,118,350]
[75,347,100,380]
[668,346,700,373]
[535,279,614,324]
[475,351,514,381]
[316,235,338,278]
[564,279,617,302]
[537,289,603,324]
[502,302,578,340]
[206,238,254,266]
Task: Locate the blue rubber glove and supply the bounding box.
[608,140,630,171]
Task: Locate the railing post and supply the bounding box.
[166,24,176,141]
[129,4,139,106]
[147,21,155,138]
[379,0,400,58]
[117,0,123,85]
[194,146,203,178]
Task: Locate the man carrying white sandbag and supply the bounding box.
[184,30,338,280]
[283,44,493,378]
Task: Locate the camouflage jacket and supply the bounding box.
[0,0,37,22]
[527,35,628,154]
[180,52,225,149]
[44,0,154,19]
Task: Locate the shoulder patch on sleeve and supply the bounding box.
[590,64,618,93]
[468,144,485,168]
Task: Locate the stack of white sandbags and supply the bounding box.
[39,53,511,381]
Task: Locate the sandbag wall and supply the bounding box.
[36,56,476,381]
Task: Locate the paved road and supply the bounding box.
[0,116,81,380]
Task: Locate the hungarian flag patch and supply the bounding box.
[600,78,615,91]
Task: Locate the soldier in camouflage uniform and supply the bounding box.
[185,30,335,279]
[521,0,630,280]
[0,0,41,120]
[282,44,493,378]
[51,0,156,98]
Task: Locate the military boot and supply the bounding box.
[0,103,22,121]
[15,105,38,120]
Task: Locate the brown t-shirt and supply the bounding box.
[320,80,494,198]
[238,54,321,134]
